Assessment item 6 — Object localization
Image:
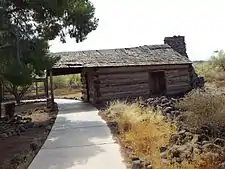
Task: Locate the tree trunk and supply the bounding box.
[14,93,21,105]
[0,82,2,119]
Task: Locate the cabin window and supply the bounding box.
[149,71,166,95]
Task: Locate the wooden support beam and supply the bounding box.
[35,81,39,99]
[49,70,54,104]
[45,75,49,98]
[0,82,2,118]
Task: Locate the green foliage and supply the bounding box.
[0,0,98,42]
[52,74,82,89]
[0,0,97,103]
[194,50,225,83]
[69,74,82,87]
[210,50,225,71]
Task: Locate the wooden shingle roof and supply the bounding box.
[52,44,192,68]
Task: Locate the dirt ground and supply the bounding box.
[54,88,82,99]
[3,88,82,102]
[0,102,57,169]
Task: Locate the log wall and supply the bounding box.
[165,69,191,95]
[81,64,192,105]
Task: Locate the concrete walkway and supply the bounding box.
[28,99,126,169]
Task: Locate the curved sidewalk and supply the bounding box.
[28,99,126,169]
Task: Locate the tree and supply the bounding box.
[0,0,98,103]
[210,50,225,71]
[0,37,60,104]
[0,0,98,42]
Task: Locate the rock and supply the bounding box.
[183,132,193,143]
[199,125,212,136]
[24,117,32,122]
[160,152,168,159]
[176,115,186,121]
[193,148,202,155]
[132,160,142,169]
[171,110,181,116]
[168,145,180,158]
[191,134,199,144]
[169,134,179,144]
[160,146,167,153]
[198,134,210,142]
[161,159,168,166]
[146,165,153,169]
[202,143,221,153]
[0,133,8,138]
[161,98,169,104]
[131,157,140,161]
[11,131,17,136]
[178,130,186,135]
[18,125,26,132]
[163,107,173,114]
[202,141,211,145]
[10,153,22,166]
[168,144,193,162]
[24,122,34,129]
[217,162,225,169]
[214,138,225,147]
[7,131,12,137]
[30,142,38,151]
[46,125,52,131]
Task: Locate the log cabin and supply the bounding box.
[51,36,201,106]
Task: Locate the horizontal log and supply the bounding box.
[167,76,190,85]
[99,72,148,81]
[99,89,150,100]
[166,88,191,96]
[167,84,191,91]
[166,74,190,79]
[96,65,190,74]
[100,83,149,93]
[100,78,149,87]
[166,75,190,80]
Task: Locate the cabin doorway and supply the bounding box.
[149,71,166,95]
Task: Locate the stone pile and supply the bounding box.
[145,96,180,117]
[0,115,35,138]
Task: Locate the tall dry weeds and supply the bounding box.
[107,101,176,168]
[176,89,225,133]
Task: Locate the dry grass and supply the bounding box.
[107,100,176,168]
[176,89,225,132]
[105,100,222,169]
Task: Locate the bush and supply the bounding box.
[52,76,68,89]
[176,89,225,133]
[68,74,82,88]
[195,50,225,84]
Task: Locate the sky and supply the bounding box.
[49,0,225,61]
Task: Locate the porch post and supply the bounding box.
[44,74,49,99]
[49,69,54,104]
